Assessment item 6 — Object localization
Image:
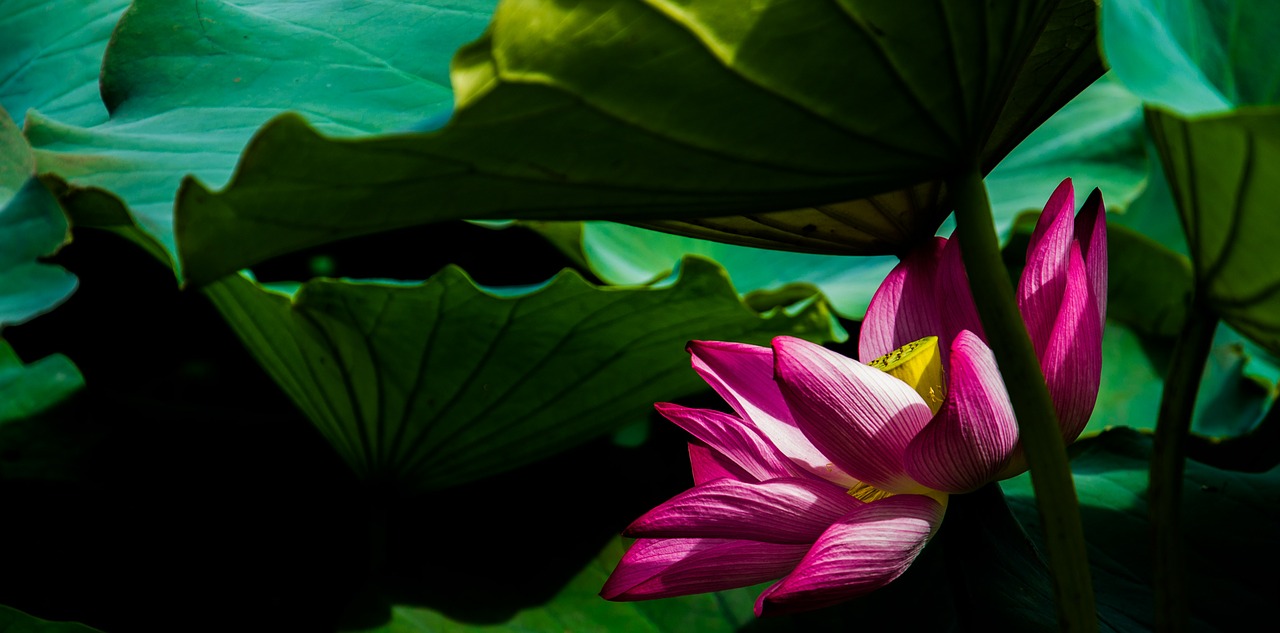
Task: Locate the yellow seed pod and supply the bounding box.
[868,336,945,415]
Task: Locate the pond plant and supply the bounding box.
[0,1,1276,631]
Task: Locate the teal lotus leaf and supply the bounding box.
[0,0,128,127]
[13,0,496,268]
[0,174,77,328]
[1102,0,1280,116]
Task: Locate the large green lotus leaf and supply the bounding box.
[174,0,1105,285]
[1002,427,1279,630]
[21,0,496,263]
[0,605,102,633]
[1101,0,1280,116]
[1146,108,1280,356]
[546,74,1147,321]
[0,340,83,427]
[0,0,128,127]
[203,256,843,491]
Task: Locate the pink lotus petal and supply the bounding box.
[904,331,1019,493]
[688,341,857,486]
[625,477,862,544]
[754,494,945,616]
[1019,178,1077,359]
[772,336,933,494]
[658,403,804,482]
[1075,187,1108,326]
[1042,245,1103,443]
[600,537,809,601]
[688,441,752,484]
[934,236,985,351]
[859,238,946,363]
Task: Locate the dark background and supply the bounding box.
[1,221,734,632]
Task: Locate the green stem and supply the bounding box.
[949,168,1096,632]
[1150,300,1217,633]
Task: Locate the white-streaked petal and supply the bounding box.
[687,441,752,484]
[687,340,857,486]
[1042,245,1103,443]
[657,403,805,482]
[625,477,863,544]
[773,336,933,494]
[1019,178,1077,359]
[600,538,808,601]
[754,494,946,616]
[934,236,985,352]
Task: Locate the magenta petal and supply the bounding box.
[904,331,1019,493]
[1042,245,1103,443]
[934,236,985,351]
[687,341,856,486]
[601,538,808,601]
[754,494,945,616]
[773,336,932,494]
[688,441,752,484]
[1019,178,1077,359]
[626,477,861,544]
[658,403,804,482]
[859,238,945,363]
[1074,187,1108,327]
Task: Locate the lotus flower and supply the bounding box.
[600,179,1106,615]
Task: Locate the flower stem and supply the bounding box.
[1150,300,1217,633]
[949,168,1096,633]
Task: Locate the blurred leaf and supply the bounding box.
[0,340,83,426]
[575,222,897,320]
[1003,427,1280,631]
[0,605,102,632]
[1102,0,1280,116]
[0,177,77,327]
[0,0,128,126]
[1108,133,1189,256]
[175,0,1105,284]
[203,256,844,491]
[1105,222,1193,338]
[1086,321,1272,439]
[1088,322,1167,434]
[984,74,1149,236]
[22,0,496,265]
[1147,108,1280,356]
